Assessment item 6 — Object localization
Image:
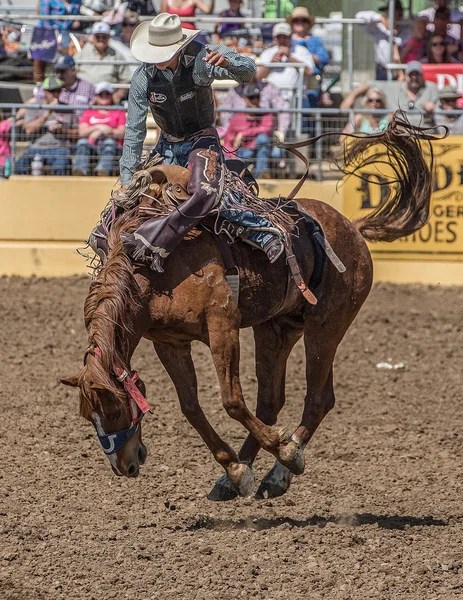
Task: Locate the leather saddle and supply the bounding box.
[142,159,258,207]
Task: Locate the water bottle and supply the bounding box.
[31,154,43,176]
[4,157,11,178]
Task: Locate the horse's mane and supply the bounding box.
[78,207,148,419]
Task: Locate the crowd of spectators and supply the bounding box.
[2,0,463,179]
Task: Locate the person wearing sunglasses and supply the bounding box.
[339,88,390,143]
[421,33,459,64]
[289,6,329,108]
[433,85,463,134]
[419,0,463,41]
[73,81,126,176]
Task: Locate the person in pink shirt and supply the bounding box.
[223,83,275,178]
[400,17,428,63]
[73,81,126,176]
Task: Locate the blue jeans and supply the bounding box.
[16,146,70,175]
[74,138,120,175]
[153,136,194,167]
[237,133,271,178]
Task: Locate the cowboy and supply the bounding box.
[91,13,284,271]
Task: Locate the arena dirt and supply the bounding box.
[1,276,462,600]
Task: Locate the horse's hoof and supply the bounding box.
[227,462,254,498]
[207,473,238,502]
[277,441,305,475]
[255,461,293,499]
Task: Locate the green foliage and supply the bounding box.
[297,0,341,18]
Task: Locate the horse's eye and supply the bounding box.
[110,409,122,422]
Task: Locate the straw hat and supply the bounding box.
[130,13,201,64]
[288,7,315,28]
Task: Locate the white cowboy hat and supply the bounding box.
[130,13,201,64]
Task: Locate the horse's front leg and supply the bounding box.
[153,340,253,498]
[207,317,294,470]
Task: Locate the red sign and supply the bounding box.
[421,63,463,91]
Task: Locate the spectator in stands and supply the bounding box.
[113,10,140,46]
[0,110,23,178]
[34,55,95,128]
[400,17,428,63]
[73,81,126,176]
[16,76,72,176]
[127,0,156,15]
[356,0,411,80]
[419,0,463,41]
[257,22,314,104]
[160,0,215,30]
[218,79,290,140]
[261,0,294,43]
[421,33,459,64]
[340,62,438,127]
[74,22,132,102]
[223,83,274,178]
[33,0,82,83]
[213,0,245,45]
[433,85,463,134]
[290,6,329,108]
[339,88,390,143]
[431,6,462,58]
[110,9,140,75]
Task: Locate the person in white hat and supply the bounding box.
[257,22,314,103]
[89,13,284,270]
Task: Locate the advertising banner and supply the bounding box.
[422,63,463,91]
[29,27,57,63]
[343,137,463,261]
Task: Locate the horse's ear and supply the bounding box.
[60,375,79,388]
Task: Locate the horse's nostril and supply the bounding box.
[127,463,138,477]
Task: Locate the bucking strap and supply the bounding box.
[213,232,240,304]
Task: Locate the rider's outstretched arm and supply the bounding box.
[119,65,149,186]
[195,44,256,85]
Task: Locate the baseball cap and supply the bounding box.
[243,83,261,98]
[272,22,292,37]
[95,81,114,95]
[378,0,403,12]
[405,61,423,75]
[91,21,111,36]
[55,54,75,70]
[43,76,63,91]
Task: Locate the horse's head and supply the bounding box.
[61,349,150,478]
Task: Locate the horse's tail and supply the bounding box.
[342,113,445,243]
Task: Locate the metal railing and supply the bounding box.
[0,102,454,182]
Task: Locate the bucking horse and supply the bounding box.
[62,116,440,500]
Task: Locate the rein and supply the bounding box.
[88,347,151,454]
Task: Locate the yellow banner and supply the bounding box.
[343,137,463,261]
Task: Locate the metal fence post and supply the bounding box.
[296,65,304,136]
[315,111,322,182]
[11,107,16,176]
[347,23,353,92]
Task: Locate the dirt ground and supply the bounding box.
[1,276,463,600]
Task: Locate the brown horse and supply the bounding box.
[62,119,435,500]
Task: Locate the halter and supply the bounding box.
[90,347,151,454]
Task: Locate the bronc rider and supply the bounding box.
[90,13,284,272]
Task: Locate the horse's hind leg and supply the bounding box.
[258,313,357,498]
[208,316,303,501]
[153,340,253,498]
